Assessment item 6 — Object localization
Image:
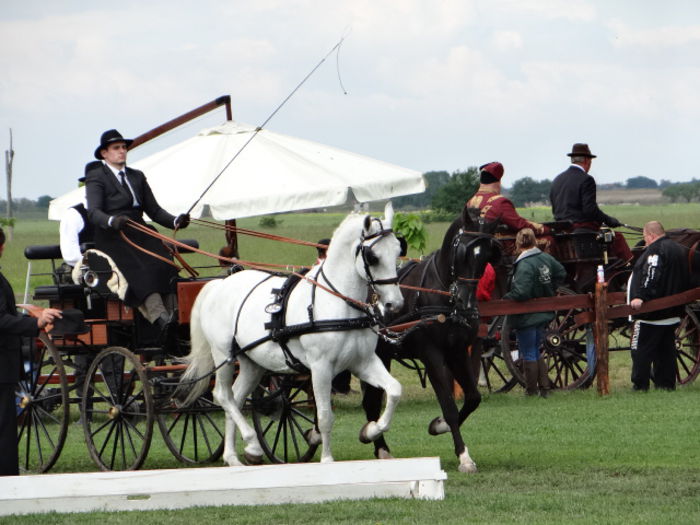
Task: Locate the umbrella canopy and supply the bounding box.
[48,121,425,221]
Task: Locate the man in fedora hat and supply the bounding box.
[549,143,633,264]
[85,129,190,338]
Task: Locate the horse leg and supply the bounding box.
[211,361,245,467]
[353,354,402,445]
[309,363,335,463]
[230,357,266,464]
[360,350,393,458]
[423,349,478,473]
[212,356,264,466]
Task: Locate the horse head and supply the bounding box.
[353,202,404,316]
[443,207,502,324]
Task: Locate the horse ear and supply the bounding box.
[384,201,394,227]
[462,206,475,228]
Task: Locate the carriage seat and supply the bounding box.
[24,244,63,261]
[33,283,85,301]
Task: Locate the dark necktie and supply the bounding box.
[118,170,128,189]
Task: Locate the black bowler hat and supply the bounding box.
[94,129,133,160]
[50,308,90,337]
[567,143,596,158]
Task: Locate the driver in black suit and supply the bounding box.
[85,129,190,334]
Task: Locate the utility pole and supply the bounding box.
[4,128,14,241]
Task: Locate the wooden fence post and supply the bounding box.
[594,281,610,395]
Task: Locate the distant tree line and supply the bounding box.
[661,179,700,202]
[0,195,53,212]
[394,171,680,212]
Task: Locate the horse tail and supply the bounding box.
[172,280,218,407]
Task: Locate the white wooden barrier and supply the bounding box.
[0,457,446,516]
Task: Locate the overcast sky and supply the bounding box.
[1,0,699,201]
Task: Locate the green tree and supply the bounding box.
[509,177,552,207]
[36,195,53,208]
[626,176,658,189]
[430,167,479,214]
[393,171,450,210]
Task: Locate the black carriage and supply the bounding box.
[478,222,700,393]
[16,243,318,473]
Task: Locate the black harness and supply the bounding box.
[229,225,399,372]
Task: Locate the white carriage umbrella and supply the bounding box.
[48,120,425,221]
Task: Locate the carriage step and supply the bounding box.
[0,457,446,515]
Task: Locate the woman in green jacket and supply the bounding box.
[503,229,566,396]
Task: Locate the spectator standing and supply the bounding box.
[0,227,62,475]
[628,221,689,391]
[503,228,566,397]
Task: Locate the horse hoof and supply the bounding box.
[376,448,394,460]
[458,461,478,473]
[243,452,264,465]
[304,428,321,446]
[428,417,449,436]
[359,422,377,444]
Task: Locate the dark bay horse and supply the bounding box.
[360,207,501,472]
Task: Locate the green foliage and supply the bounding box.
[392,212,427,254]
[430,166,479,214]
[509,177,552,207]
[258,215,282,228]
[417,208,455,223]
[662,181,700,202]
[0,217,16,228]
[392,171,450,210]
[36,195,53,208]
[625,175,658,189]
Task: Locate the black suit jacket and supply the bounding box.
[0,271,39,384]
[549,166,618,226]
[85,163,176,230]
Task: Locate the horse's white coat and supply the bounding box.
[175,203,404,466]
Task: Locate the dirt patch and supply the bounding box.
[597,188,668,205]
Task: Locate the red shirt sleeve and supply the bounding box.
[477,263,496,301]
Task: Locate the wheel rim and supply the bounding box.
[16,333,69,473]
[157,393,224,464]
[83,347,154,471]
[251,375,318,463]
[676,306,700,385]
[480,317,516,393]
[501,288,595,391]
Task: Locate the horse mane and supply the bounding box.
[324,212,372,262]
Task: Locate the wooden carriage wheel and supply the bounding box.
[251,374,319,463]
[675,305,700,385]
[16,332,69,473]
[501,288,595,391]
[478,317,517,393]
[82,346,154,471]
[157,391,225,465]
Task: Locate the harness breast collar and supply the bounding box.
[229,224,398,372]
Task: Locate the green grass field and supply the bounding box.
[3,203,700,523]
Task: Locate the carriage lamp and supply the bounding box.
[83,270,100,288]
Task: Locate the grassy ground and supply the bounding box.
[3,204,700,523]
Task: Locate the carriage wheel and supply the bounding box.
[157,392,224,464]
[82,346,154,471]
[676,305,700,385]
[16,333,69,473]
[251,374,318,463]
[479,317,517,393]
[501,289,595,391]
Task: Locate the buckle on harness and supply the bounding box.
[265,303,283,314]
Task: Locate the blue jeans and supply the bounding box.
[516,324,545,362]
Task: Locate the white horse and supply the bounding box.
[173,203,404,466]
